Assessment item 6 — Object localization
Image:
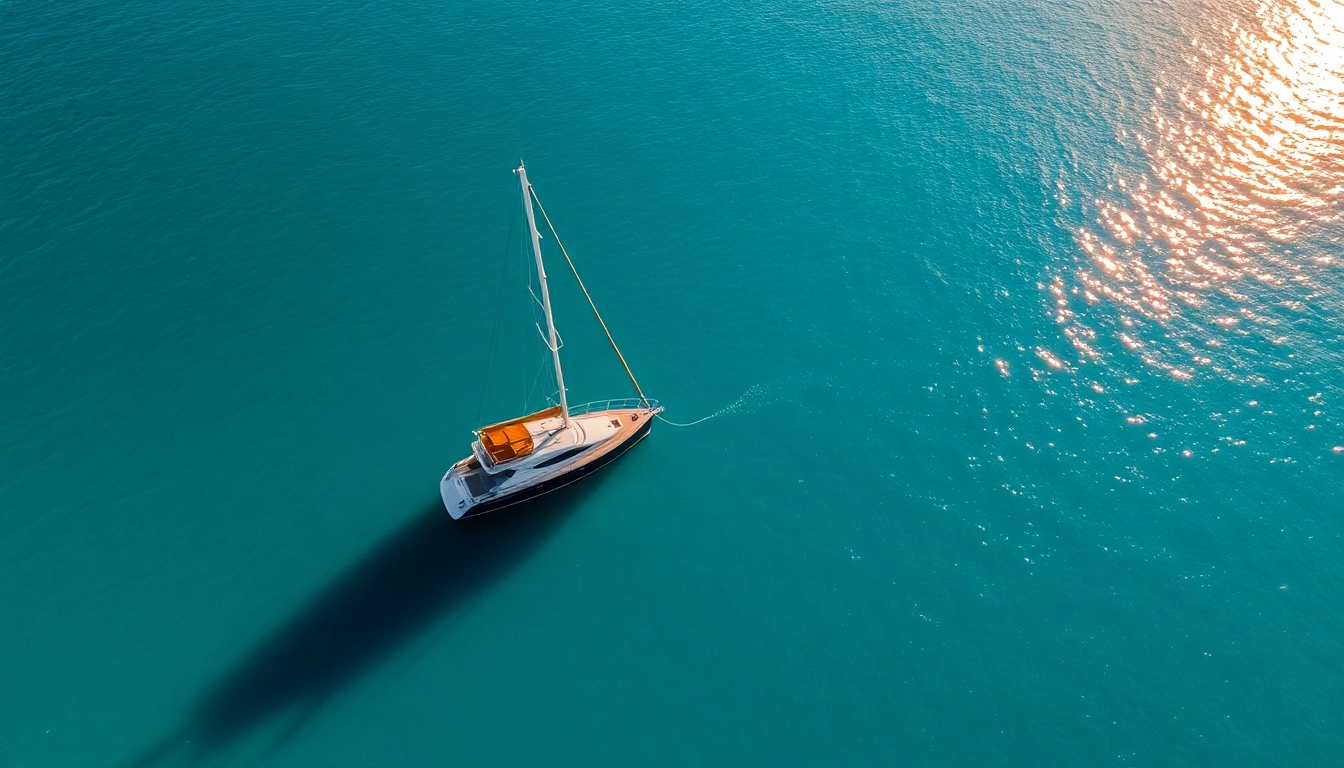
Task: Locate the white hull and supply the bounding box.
[442,162,658,520]
[441,405,657,519]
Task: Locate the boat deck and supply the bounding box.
[444,405,658,518]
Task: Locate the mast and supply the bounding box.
[515,161,569,426]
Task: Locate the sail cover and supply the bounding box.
[479,423,533,463]
[477,406,563,464]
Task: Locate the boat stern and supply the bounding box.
[440,466,474,520]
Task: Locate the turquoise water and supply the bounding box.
[3,0,1342,764]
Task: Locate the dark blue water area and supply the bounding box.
[2,0,1341,764]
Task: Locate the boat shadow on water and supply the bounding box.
[128,483,592,767]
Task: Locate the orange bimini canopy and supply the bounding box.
[477,406,562,465]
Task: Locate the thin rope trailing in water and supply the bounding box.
[653,384,769,427]
[529,187,649,405]
[655,412,718,427]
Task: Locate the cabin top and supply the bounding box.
[476,406,563,464]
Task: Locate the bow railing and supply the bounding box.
[567,398,662,417]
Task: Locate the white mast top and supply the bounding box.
[515,161,570,427]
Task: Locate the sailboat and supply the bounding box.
[440,162,662,520]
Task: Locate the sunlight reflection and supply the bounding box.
[1057,0,1344,381]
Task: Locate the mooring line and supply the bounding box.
[652,384,770,427]
[655,412,718,427]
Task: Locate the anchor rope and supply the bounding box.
[655,412,717,427]
[655,383,768,427]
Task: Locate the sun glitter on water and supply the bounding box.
[1051,0,1344,384]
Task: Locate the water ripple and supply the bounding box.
[1054,0,1344,387]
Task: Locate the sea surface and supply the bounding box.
[2,0,1342,764]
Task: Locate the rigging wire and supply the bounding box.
[477,186,519,427]
[529,187,649,406]
[521,193,531,412]
[524,227,554,413]
[485,178,719,428]
[525,360,546,410]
